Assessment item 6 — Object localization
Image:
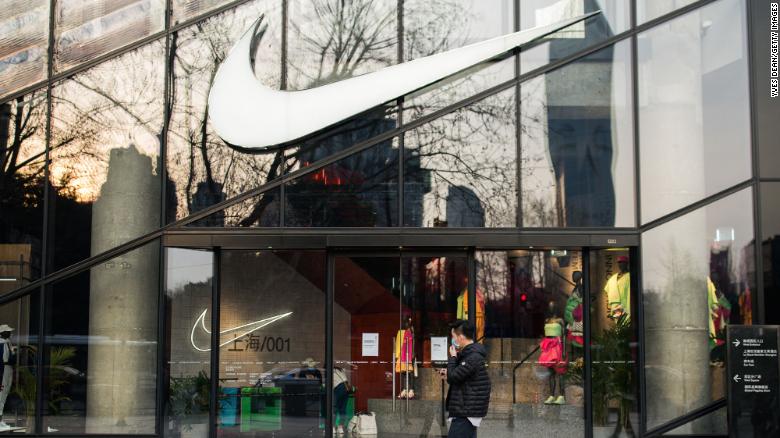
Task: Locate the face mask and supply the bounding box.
[451,337,459,350]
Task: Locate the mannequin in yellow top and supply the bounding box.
[456,288,485,343]
[604,255,630,320]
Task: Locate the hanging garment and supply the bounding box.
[564,293,584,347]
[457,289,486,342]
[707,276,719,347]
[395,329,414,373]
[604,272,631,319]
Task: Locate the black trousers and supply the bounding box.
[448,417,477,438]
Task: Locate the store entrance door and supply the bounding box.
[332,251,468,436]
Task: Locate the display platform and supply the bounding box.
[366,398,585,437]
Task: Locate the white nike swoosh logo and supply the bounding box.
[208,11,600,151]
[189,308,293,352]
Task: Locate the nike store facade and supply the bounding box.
[1,0,779,437]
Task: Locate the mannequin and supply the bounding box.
[395,317,416,399]
[456,286,485,343]
[0,324,16,431]
[565,271,584,351]
[604,255,631,320]
[538,302,566,405]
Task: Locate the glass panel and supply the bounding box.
[283,106,398,175]
[638,0,750,224]
[404,88,516,227]
[0,295,39,433]
[637,0,698,25]
[519,0,629,73]
[48,39,164,271]
[520,40,634,227]
[54,0,166,72]
[663,406,727,435]
[1,91,46,289]
[402,0,514,123]
[218,250,326,437]
[285,140,399,227]
[643,188,755,430]
[333,254,468,436]
[333,256,396,435]
[184,189,280,227]
[400,255,468,436]
[164,248,213,438]
[166,0,283,222]
[0,0,49,98]
[476,249,585,437]
[43,239,160,434]
[286,0,397,90]
[761,182,780,325]
[590,249,639,437]
[172,0,244,25]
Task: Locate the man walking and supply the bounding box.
[440,319,491,438]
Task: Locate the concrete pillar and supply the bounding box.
[87,145,159,433]
[639,7,716,433]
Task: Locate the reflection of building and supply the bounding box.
[546,11,615,227]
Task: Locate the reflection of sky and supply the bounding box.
[166,248,214,292]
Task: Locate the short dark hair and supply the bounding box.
[449,319,475,340]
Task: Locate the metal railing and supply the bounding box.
[511,344,540,404]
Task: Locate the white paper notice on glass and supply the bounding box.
[362,333,379,357]
[431,337,448,362]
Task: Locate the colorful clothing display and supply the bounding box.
[394,329,414,373]
[457,289,485,342]
[564,293,584,347]
[604,272,630,319]
[708,277,732,350]
[538,324,567,375]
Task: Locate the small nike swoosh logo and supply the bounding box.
[189,308,293,352]
[208,11,600,151]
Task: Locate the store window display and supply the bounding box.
[538,311,567,405]
[394,316,417,399]
[456,285,486,343]
[604,255,630,320]
[477,250,585,437]
[590,250,639,438]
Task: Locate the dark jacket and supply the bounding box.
[445,342,491,418]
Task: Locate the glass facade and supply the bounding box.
[642,188,754,432]
[637,0,751,224]
[520,40,634,227]
[43,239,159,434]
[0,0,776,436]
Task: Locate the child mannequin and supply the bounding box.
[538,310,566,405]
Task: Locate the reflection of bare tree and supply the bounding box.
[167,4,282,224]
[284,0,522,227]
[0,92,47,266]
[0,93,47,198]
[288,0,396,88]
